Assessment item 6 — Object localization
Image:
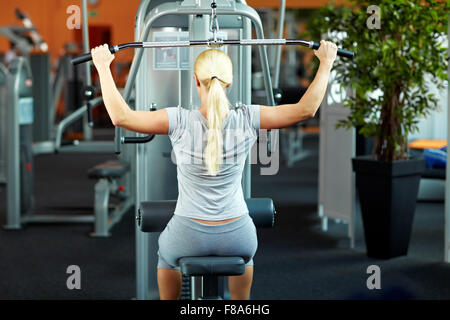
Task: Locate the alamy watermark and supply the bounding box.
[66,265,81,290]
[366,265,381,290]
[66,5,81,30]
[367,5,381,30]
[169,124,280,175]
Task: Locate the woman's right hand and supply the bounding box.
[314,40,337,68]
[91,44,115,71]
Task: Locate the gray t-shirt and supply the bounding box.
[166,104,260,221]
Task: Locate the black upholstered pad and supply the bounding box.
[138,198,274,232]
[87,160,130,179]
[179,256,245,276]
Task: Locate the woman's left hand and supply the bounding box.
[91,44,115,70]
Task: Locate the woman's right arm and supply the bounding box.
[259,40,337,130]
[92,44,170,135]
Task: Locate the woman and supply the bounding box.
[91,40,337,300]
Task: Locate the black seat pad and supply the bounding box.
[179,256,245,276]
[87,160,130,179]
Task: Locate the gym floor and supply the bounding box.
[0,132,449,299]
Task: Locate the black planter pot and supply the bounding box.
[352,156,426,259]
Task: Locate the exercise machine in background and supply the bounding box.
[1,6,133,237]
[2,56,132,237]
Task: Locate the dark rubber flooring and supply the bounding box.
[0,134,449,299]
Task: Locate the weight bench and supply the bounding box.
[87,160,131,237]
[137,198,275,300]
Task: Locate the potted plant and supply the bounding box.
[308,0,449,258]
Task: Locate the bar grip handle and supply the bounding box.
[122,135,155,144]
[71,46,118,65]
[71,52,92,65]
[312,41,354,59]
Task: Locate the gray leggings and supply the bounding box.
[157,214,258,270]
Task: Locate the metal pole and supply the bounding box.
[81,0,92,140]
[273,0,285,89]
[135,0,151,300]
[241,10,252,199]
[5,58,23,229]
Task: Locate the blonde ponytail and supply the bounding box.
[194,49,233,176]
[205,77,231,176]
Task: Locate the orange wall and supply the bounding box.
[0,0,141,63]
[0,0,333,63]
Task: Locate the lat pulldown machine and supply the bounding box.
[72,0,354,300]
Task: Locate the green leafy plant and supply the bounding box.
[308,0,449,161]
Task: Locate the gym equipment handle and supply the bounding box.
[71,45,119,65]
[71,40,354,65]
[122,135,155,144]
[120,107,157,146]
[311,41,354,59]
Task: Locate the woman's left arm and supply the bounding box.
[92,44,169,134]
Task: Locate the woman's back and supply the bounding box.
[166,104,260,220]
